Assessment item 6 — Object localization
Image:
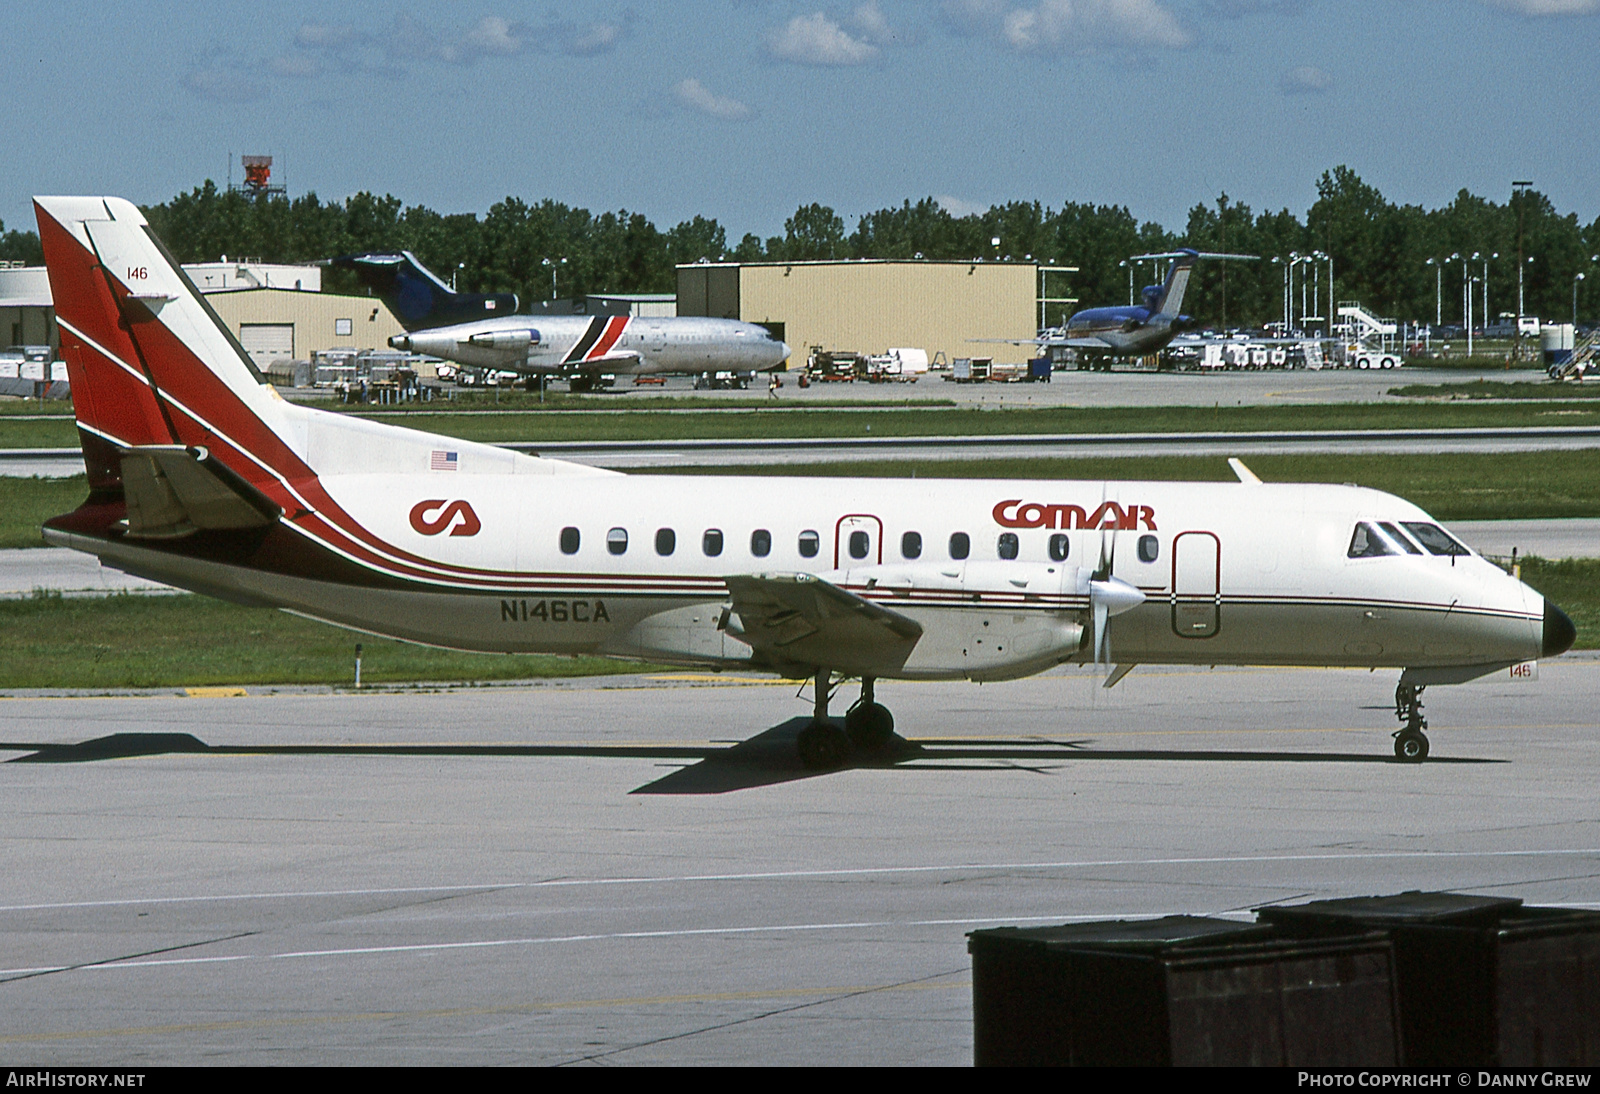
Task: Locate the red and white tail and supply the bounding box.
[36,196,314,494]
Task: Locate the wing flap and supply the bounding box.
[722,572,923,677]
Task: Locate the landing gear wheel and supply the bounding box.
[844,702,895,750]
[797,719,853,769]
[1394,731,1430,762]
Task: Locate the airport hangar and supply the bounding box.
[677,259,1050,368]
[6,256,1055,373]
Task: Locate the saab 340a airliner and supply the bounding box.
[330,250,790,390]
[37,197,1574,767]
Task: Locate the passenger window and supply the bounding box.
[997,532,1019,560]
[1402,522,1467,557]
[655,528,676,556]
[901,531,922,559]
[751,529,772,557]
[559,527,580,555]
[1379,522,1422,555]
[1348,522,1396,558]
[606,528,628,556]
[949,532,970,560]
[1048,533,1069,562]
[1137,534,1159,563]
[849,530,870,560]
[797,530,819,558]
[703,528,724,556]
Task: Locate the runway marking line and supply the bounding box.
[3,848,1598,914]
[0,976,971,1045]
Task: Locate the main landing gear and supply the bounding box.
[795,669,897,769]
[1393,681,1430,762]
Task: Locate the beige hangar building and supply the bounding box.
[676,260,1052,367]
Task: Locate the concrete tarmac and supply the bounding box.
[1,659,1598,1064]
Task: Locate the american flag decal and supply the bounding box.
[430,450,458,471]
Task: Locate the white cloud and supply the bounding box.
[1279,64,1331,94]
[849,2,898,44]
[562,21,627,55]
[768,12,880,65]
[384,13,629,66]
[943,0,1191,51]
[675,77,754,120]
[1484,0,1598,13]
[936,194,990,217]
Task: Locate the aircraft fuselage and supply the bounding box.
[391,315,791,377]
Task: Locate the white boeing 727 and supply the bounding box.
[35,197,1575,767]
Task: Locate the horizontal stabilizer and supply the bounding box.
[722,572,923,677]
[120,445,282,539]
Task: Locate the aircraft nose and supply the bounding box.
[1543,600,1577,657]
[777,340,792,365]
[389,334,411,352]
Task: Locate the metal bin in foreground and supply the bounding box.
[968,915,1400,1066]
[1258,891,1600,1066]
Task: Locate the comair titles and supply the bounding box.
[993,499,1157,531]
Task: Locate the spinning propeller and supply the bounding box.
[1078,495,1146,677]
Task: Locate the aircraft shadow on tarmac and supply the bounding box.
[0,722,1501,795]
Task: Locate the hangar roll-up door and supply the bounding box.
[238,323,294,368]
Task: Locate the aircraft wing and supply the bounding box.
[969,336,1114,349]
[722,572,923,678]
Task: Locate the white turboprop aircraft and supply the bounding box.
[36,197,1575,767]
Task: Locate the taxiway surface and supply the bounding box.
[2,660,1597,1064]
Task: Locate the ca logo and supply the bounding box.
[409,499,482,537]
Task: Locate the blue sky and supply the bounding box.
[3,0,1597,243]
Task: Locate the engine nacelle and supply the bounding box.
[467,328,540,351]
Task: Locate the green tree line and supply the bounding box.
[6,168,1599,328]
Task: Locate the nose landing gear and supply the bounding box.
[1393,681,1430,762]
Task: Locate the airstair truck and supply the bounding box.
[1336,301,1402,369]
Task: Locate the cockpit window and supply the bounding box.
[1378,522,1423,554]
[1348,522,1397,558]
[1403,522,1468,557]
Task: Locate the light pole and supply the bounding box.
[1426,257,1444,328]
[1513,180,1533,358]
[1576,273,1586,328]
[1271,257,1282,332]
[542,256,567,299]
[1466,253,1479,356]
[1120,259,1132,306]
[1481,252,1497,332]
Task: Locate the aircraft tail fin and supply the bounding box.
[35,196,314,496]
[1154,250,1199,317]
[330,251,518,330]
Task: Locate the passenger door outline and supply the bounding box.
[1171,530,1221,639]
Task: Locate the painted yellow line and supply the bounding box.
[183,686,248,698]
[0,977,968,1044]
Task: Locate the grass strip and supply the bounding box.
[10,399,1600,449]
[1389,380,1600,400]
[0,592,659,689]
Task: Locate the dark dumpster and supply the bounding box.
[968,915,1400,1066]
[1258,891,1600,1066]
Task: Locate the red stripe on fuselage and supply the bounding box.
[586,316,628,360]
